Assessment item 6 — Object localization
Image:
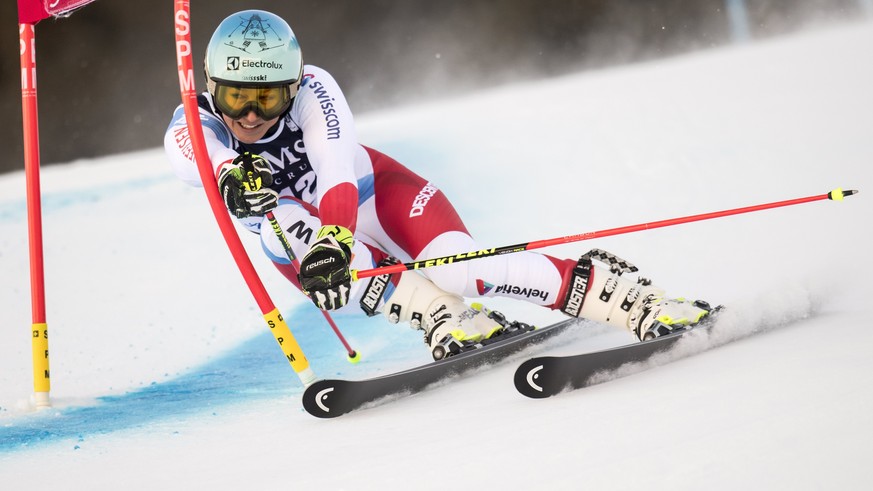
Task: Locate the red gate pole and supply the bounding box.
[19,21,51,409]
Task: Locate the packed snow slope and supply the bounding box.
[1,21,872,491]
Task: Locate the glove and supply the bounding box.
[299,225,355,310]
[217,152,278,219]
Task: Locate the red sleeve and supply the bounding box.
[318,182,359,233]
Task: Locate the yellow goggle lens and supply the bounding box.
[214,85,293,120]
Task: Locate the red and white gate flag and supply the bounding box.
[18,0,97,24]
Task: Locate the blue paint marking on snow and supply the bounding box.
[0,174,175,223]
[0,303,422,452]
[0,331,291,452]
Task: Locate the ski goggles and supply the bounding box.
[213,83,296,120]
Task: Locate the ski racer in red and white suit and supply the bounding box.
[165,66,572,309]
[165,10,711,358]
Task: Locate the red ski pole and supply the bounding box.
[266,212,360,364]
[351,187,858,281]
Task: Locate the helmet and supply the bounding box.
[205,10,304,119]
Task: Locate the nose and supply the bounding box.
[240,110,261,122]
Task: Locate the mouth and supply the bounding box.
[237,121,263,130]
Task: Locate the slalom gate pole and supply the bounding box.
[173,1,316,386]
[352,187,858,281]
[266,212,360,363]
[19,21,51,408]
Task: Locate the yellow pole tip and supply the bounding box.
[347,351,362,364]
[350,270,359,282]
[829,188,859,201]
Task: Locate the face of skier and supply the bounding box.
[214,84,293,143]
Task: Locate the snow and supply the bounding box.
[2,21,872,490]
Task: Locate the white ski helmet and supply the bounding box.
[205,10,304,119]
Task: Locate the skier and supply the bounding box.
[164,9,713,360]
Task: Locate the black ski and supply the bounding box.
[514,324,711,398]
[302,319,576,418]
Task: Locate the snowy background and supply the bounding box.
[2,20,872,490]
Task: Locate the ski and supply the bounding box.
[514,323,712,398]
[302,318,576,418]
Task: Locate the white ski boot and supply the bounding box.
[380,271,505,360]
[560,249,713,340]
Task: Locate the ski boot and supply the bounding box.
[559,249,715,341]
[378,271,507,360]
[633,297,716,340]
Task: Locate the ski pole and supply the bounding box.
[266,211,360,364]
[351,187,858,281]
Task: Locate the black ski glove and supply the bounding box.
[217,152,278,219]
[299,225,355,310]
